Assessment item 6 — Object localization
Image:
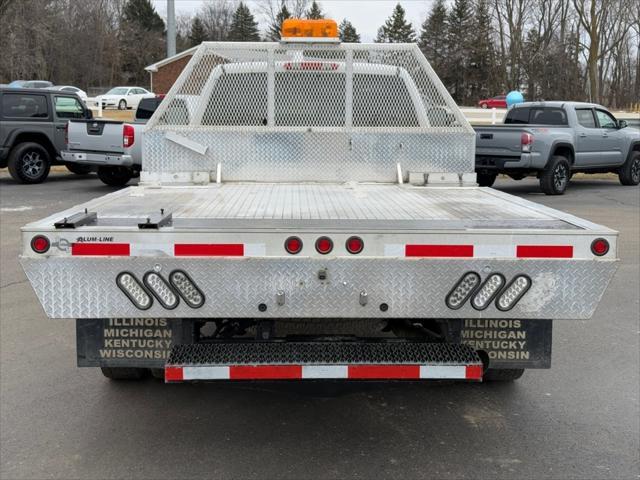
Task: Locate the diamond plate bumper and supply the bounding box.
[20,256,617,320]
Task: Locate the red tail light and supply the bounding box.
[346,236,364,254]
[31,235,50,254]
[521,132,533,152]
[591,238,609,256]
[64,122,69,145]
[285,236,303,254]
[123,124,135,148]
[315,237,333,254]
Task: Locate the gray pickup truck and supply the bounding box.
[62,97,162,186]
[0,87,94,183]
[475,101,640,194]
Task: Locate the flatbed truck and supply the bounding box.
[19,21,618,383]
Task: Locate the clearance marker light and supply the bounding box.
[143,272,179,310]
[471,273,505,310]
[116,272,153,310]
[496,275,531,311]
[446,272,481,310]
[169,270,205,308]
[31,235,50,254]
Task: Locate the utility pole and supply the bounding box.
[167,0,176,57]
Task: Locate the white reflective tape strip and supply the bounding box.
[302,365,348,379]
[182,366,230,380]
[130,243,174,257]
[244,243,266,257]
[384,244,405,257]
[420,365,467,379]
[474,244,517,258]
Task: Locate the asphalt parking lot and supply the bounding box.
[1,171,638,480]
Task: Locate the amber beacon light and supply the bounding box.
[281,19,339,39]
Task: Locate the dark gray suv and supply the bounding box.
[0,87,93,183]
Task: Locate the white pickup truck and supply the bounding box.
[61,97,163,186]
[19,31,618,384]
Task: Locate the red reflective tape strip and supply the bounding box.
[465,365,484,380]
[229,365,302,380]
[165,367,183,382]
[174,244,244,257]
[71,243,130,256]
[348,365,421,379]
[516,245,573,258]
[405,245,474,258]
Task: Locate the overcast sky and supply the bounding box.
[151,1,435,42]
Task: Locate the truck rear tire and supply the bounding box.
[618,151,640,186]
[477,172,497,187]
[7,142,51,184]
[97,166,133,186]
[100,367,146,380]
[540,155,570,195]
[483,368,525,382]
[66,163,92,175]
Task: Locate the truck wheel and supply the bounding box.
[540,155,570,195]
[97,166,133,186]
[100,367,146,380]
[483,368,525,382]
[477,172,497,187]
[618,152,640,186]
[66,163,92,175]
[118,99,127,110]
[7,142,51,184]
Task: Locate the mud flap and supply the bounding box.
[76,318,193,368]
[458,319,552,369]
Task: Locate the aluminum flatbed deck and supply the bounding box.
[22,183,610,233]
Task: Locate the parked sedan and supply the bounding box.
[95,86,154,110]
[50,85,88,102]
[478,95,507,109]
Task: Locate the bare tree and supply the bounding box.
[199,0,238,41]
[572,0,635,102]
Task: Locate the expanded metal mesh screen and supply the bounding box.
[145,42,475,181]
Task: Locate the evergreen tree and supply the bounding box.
[122,0,165,32]
[189,17,208,46]
[305,1,324,20]
[418,0,448,74]
[375,4,416,43]
[120,0,165,84]
[267,2,291,41]
[227,2,261,42]
[339,19,360,43]
[467,0,497,102]
[445,0,473,103]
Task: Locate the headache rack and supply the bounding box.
[142,41,475,184]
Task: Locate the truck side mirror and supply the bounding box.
[617,120,627,129]
[85,109,93,120]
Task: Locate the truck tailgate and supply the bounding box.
[474,126,526,157]
[67,119,124,154]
